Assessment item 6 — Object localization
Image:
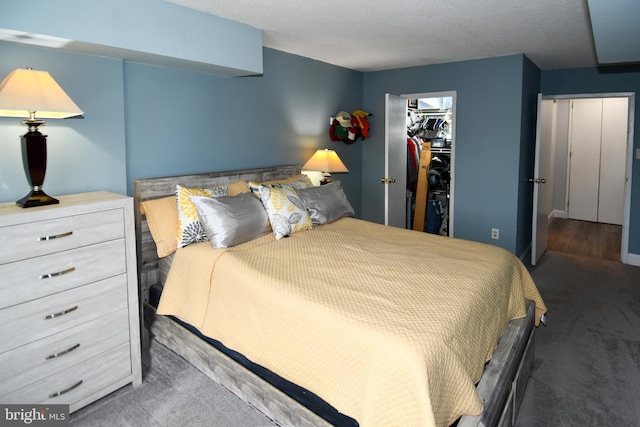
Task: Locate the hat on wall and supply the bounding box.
[334,122,349,139]
[352,109,371,138]
[336,111,352,128]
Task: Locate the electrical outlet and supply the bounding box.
[491,228,499,240]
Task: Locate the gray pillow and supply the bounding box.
[297,181,355,224]
[189,192,271,248]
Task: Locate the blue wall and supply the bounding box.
[540,66,640,254]
[124,48,363,213]
[1,37,638,258]
[362,55,534,254]
[0,44,364,215]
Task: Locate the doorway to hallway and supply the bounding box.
[531,92,634,266]
[547,218,622,262]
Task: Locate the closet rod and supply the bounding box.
[412,111,451,115]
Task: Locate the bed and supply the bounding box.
[133,164,546,427]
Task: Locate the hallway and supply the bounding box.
[547,217,622,262]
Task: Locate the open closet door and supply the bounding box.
[531,94,555,266]
[384,93,407,227]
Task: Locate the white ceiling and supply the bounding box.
[167,0,600,72]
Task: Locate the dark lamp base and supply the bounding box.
[17,121,59,208]
[17,189,60,208]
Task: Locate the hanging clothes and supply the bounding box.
[407,136,422,189]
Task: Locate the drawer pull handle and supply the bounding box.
[46,343,80,360]
[38,231,73,241]
[44,305,78,320]
[39,267,76,279]
[48,380,83,398]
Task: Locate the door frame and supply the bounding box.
[399,90,457,236]
[538,92,635,264]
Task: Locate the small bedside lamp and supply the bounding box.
[0,68,83,208]
[302,149,349,185]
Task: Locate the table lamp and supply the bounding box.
[302,149,348,185]
[0,68,83,207]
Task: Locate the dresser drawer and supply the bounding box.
[0,343,132,407]
[0,209,124,264]
[0,240,126,309]
[0,309,130,397]
[0,275,128,353]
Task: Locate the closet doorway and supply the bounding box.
[531,92,634,265]
[384,91,456,235]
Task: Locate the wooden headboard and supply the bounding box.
[133,164,301,316]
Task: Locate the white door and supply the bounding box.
[598,97,628,225]
[567,98,628,225]
[568,98,602,222]
[531,95,555,266]
[384,93,407,227]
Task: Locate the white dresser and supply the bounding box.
[0,192,142,413]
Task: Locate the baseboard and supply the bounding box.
[552,210,568,219]
[627,253,640,267]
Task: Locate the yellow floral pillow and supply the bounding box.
[176,184,228,247]
[257,184,313,240]
[247,174,314,197]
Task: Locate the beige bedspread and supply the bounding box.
[158,218,546,427]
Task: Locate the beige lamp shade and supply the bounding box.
[302,149,349,173]
[0,68,83,119]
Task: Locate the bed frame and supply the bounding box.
[133,164,536,427]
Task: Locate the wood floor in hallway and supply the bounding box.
[547,218,622,262]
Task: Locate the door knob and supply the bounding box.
[381,177,397,184]
[528,178,546,184]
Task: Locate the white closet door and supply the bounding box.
[568,98,602,222]
[384,93,407,228]
[598,98,628,225]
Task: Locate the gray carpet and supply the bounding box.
[517,250,640,426]
[70,340,276,427]
[70,250,640,426]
